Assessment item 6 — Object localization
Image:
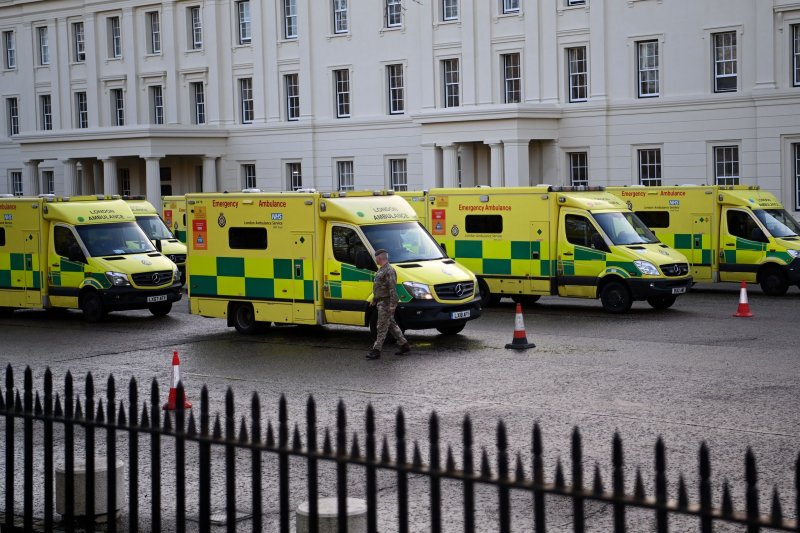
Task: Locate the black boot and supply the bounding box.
[395,343,411,355]
[366,349,381,360]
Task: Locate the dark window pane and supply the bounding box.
[229,227,267,249]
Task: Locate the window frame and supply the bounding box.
[388,158,408,191]
[37,26,49,66]
[285,73,300,121]
[111,88,125,126]
[712,30,737,93]
[7,97,19,136]
[189,6,203,50]
[502,52,521,104]
[72,22,86,62]
[3,30,15,70]
[147,11,161,54]
[239,78,254,124]
[42,169,55,195]
[334,69,351,118]
[637,147,662,186]
[442,58,460,108]
[284,0,298,39]
[387,63,405,115]
[794,143,800,211]
[336,160,355,191]
[287,162,302,191]
[502,0,520,15]
[568,151,589,186]
[793,24,800,88]
[713,145,740,186]
[242,163,257,189]
[150,85,165,125]
[40,94,52,131]
[567,46,588,103]
[386,0,402,28]
[333,0,349,34]
[636,39,659,98]
[75,91,89,129]
[237,1,252,45]
[191,82,206,124]
[119,168,131,196]
[109,16,122,59]
[442,0,459,21]
[10,170,23,197]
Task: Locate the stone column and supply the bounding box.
[421,143,438,189]
[144,156,163,210]
[503,139,531,187]
[485,141,504,187]
[23,160,40,196]
[459,144,476,187]
[81,160,95,195]
[93,161,103,195]
[440,143,459,188]
[101,157,118,195]
[61,159,78,197]
[202,156,218,192]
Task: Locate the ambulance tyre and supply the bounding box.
[80,291,106,323]
[436,322,466,335]
[231,302,260,334]
[478,279,501,307]
[646,296,677,310]
[758,267,788,296]
[148,302,172,317]
[599,281,632,314]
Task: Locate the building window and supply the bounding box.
[337,160,354,191]
[387,64,405,114]
[713,31,737,93]
[793,25,800,87]
[3,30,15,69]
[109,16,122,58]
[146,12,161,54]
[191,82,206,124]
[714,146,740,186]
[75,92,88,129]
[42,170,54,195]
[72,22,85,62]
[239,78,254,123]
[567,46,588,102]
[442,58,460,107]
[150,86,164,125]
[443,0,459,21]
[795,144,800,210]
[386,0,402,28]
[502,0,520,14]
[637,40,659,98]
[237,1,251,44]
[242,163,256,189]
[40,95,52,131]
[285,74,299,121]
[568,152,588,186]
[111,88,125,126]
[333,0,349,34]
[189,7,203,50]
[389,159,408,191]
[638,148,662,186]
[502,53,521,104]
[334,69,351,118]
[567,0,585,5]
[284,0,298,39]
[119,168,131,196]
[287,162,302,190]
[37,27,49,65]
[10,171,22,196]
[7,98,19,136]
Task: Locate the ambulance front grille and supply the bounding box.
[434,281,475,300]
[661,263,689,277]
[132,270,174,287]
[167,254,186,264]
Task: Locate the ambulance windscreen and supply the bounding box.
[753,210,800,238]
[361,222,445,263]
[593,212,659,245]
[77,222,158,257]
[136,215,175,241]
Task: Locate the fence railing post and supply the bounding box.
[128,378,139,533]
[336,400,348,533]
[199,386,211,533]
[44,368,54,533]
[23,367,33,532]
[5,365,15,531]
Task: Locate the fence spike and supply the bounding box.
[770,485,783,525]
[612,431,624,495]
[721,480,733,517]
[381,436,391,463]
[266,421,275,448]
[677,474,688,510]
[411,441,422,468]
[54,394,62,417]
[187,412,197,436]
[239,416,249,443]
[96,399,105,423]
[252,393,262,444]
[34,391,42,415]
[572,427,583,491]
[323,428,332,455]
[480,447,491,478]
[118,401,126,426]
[366,403,375,436]
[129,377,138,426]
[351,433,361,458]
[212,413,221,439]
[634,468,646,500]
[163,410,173,432]
[446,446,455,473]
[150,378,160,428]
[533,422,543,486]
[554,457,565,488]
[337,399,347,446]
[593,463,604,495]
[140,402,150,428]
[655,437,667,502]
[430,411,441,468]
[463,415,473,472]
[85,372,94,418]
[75,395,83,419]
[515,452,526,483]
[15,389,22,412]
[745,447,760,523]
[293,423,302,450]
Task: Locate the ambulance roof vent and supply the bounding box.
[122,195,146,200]
[242,188,262,193]
[295,188,317,193]
[476,185,492,188]
[548,186,605,192]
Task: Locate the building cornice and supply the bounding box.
[412,104,563,124]
[14,126,229,145]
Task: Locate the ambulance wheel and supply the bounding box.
[232,303,259,334]
[512,295,541,306]
[646,296,676,310]
[436,322,466,335]
[759,267,788,296]
[478,279,501,307]
[600,282,632,314]
[148,302,172,317]
[80,291,106,323]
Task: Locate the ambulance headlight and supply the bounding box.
[403,281,433,300]
[105,271,131,287]
[633,260,660,276]
[788,249,800,259]
[173,264,180,280]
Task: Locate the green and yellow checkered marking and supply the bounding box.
[441,239,552,277]
[658,233,712,266]
[191,256,315,302]
[0,252,41,289]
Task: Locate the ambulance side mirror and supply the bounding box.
[439,242,448,256]
[355,250,374,271]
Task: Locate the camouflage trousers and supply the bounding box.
[372,301,407,351]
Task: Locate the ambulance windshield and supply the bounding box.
[136,215,175,241]
[753,210,800,238]
[77,222,158,257]
[361,222,446,263]
[593,212,659,245]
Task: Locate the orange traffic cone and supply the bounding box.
[162,351,192,410]
[733,280,753,318]
[505,303,536,350]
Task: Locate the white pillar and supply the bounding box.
[81,160,95,195]
[61,159,78,197]
[202,156,218,192]
[485,141,504,187]
[459,144,476,188]
[93,161,103,195]
[421,143,438,189]
[144,156,162,210]
[23,161,40,196]
[503,139,531,187]
[441,143,459,189]
[101,158,118,196]
[754,2,776,91]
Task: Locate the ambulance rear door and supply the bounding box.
[292,232,316,323]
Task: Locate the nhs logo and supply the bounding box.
[3,214,11,221]
[271,213,283,221]
[668,200,680,206]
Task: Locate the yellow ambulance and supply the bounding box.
[0,195,182,321]
[186,190,481,335]
[126,197,187,285]
[162,195,188,243]
[607,185,800,295]
[400,187,693,313]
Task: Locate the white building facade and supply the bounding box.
[1,0,800,213]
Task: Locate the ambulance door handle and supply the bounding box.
[329,270,340,276]
[725,243,735,247]
[563,252,573,256]
[531,251,540,259]
[295,264,302,279]
[694,237,701,247]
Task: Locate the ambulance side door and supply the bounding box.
[48,224,85,308]
[557,210,607,298]
[323,224,374,326]
[23,230,41,306]
[691,214,713,281]
[719,208,765,283]
[292,232,316,324]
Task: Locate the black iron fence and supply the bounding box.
[1,364,798,532]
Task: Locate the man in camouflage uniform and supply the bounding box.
[367,249,411,360]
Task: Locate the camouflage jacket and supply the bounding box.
[373,263,398,304]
